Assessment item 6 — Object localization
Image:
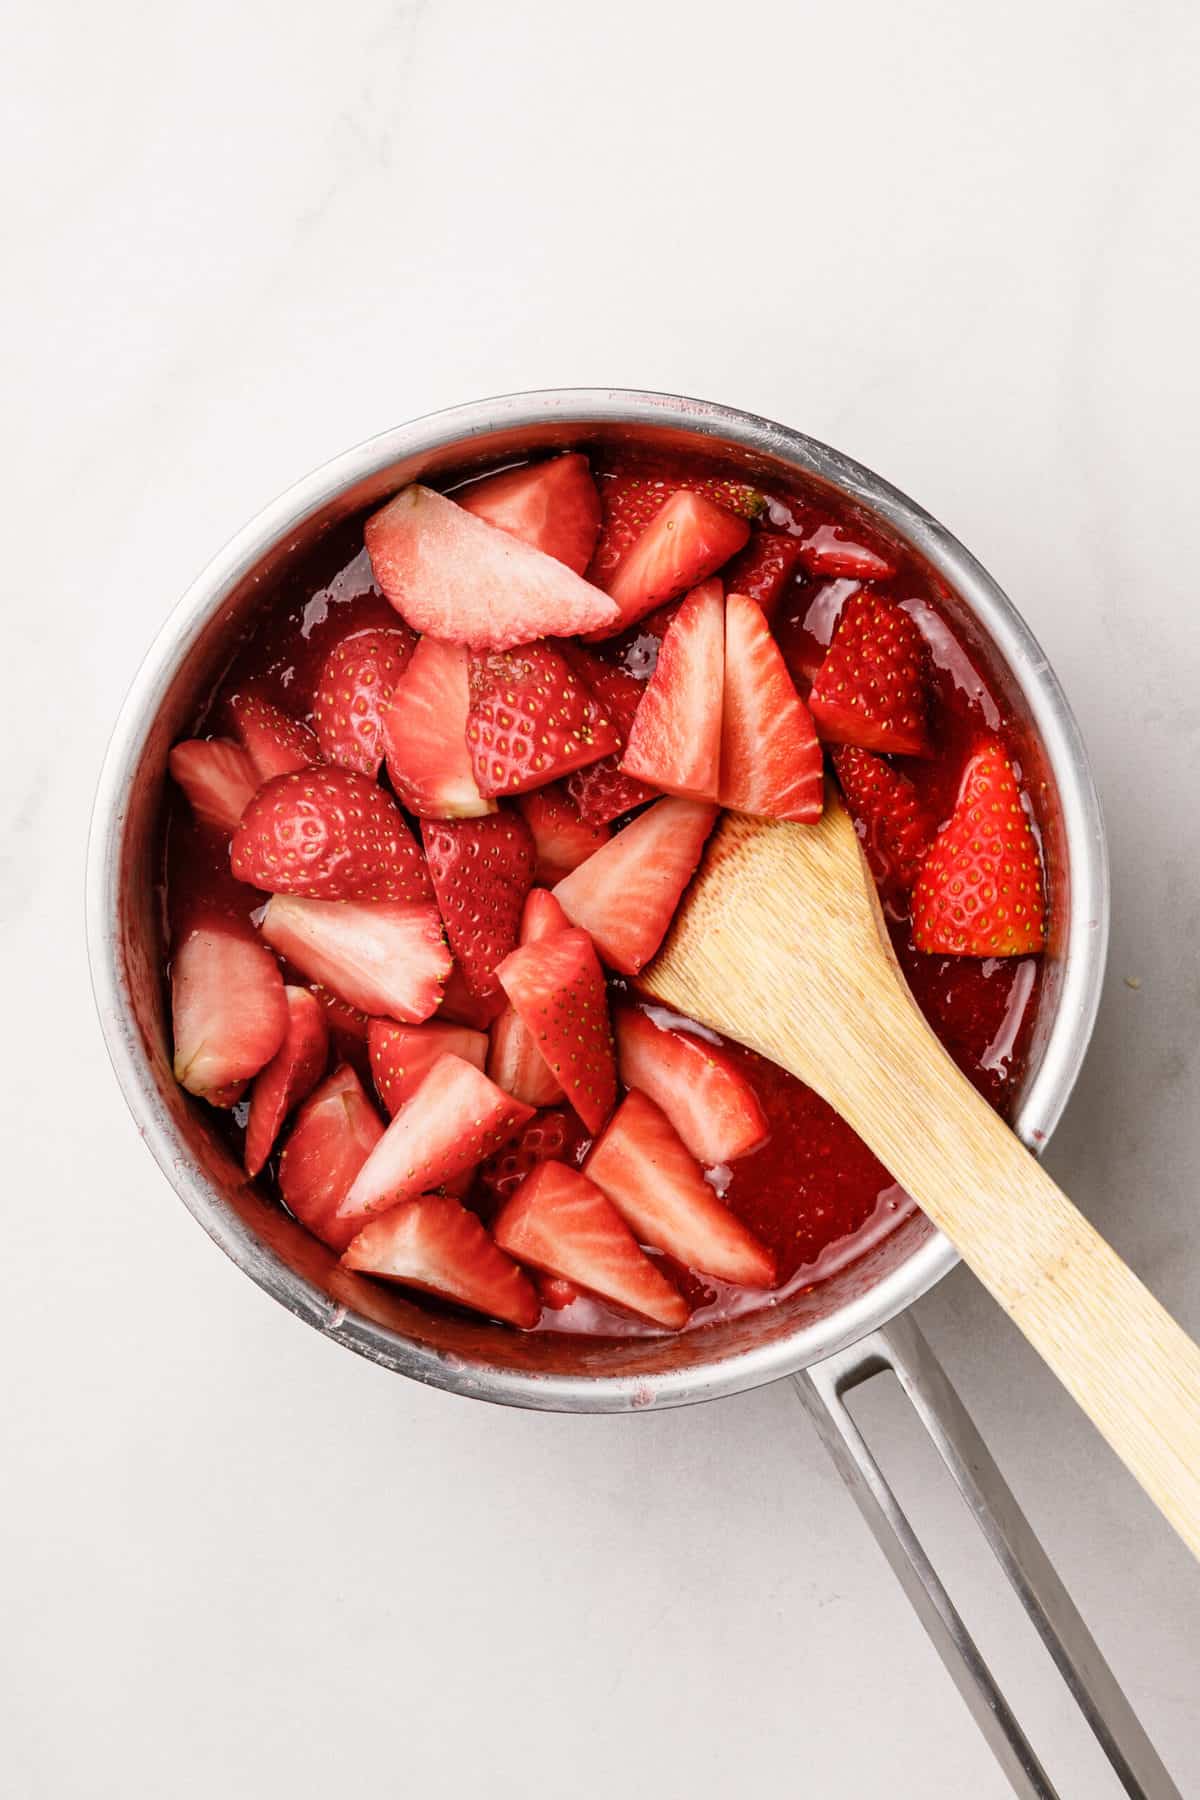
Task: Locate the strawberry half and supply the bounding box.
[595,490,751,638]
[244,986,330,1176]
[230,693,321,782]
[261,896,450,1021]
[492,1162,688,1329]
[475,1108,589,1215]
[589,466,765,589]
[343,1195,539,1328]
[808,593,932,757]
[911,742,1047,956]
[721,533,804,620]
[719,591,823,822]
[497,926,617,1133]
[421,810,535,1000]
[231,767,433,903]
[797,522,896,582]
[278,1064,384,1251]
[553,797,717,975]
[516,784,610,883]
[466,641,619,797]
[585,1091,775,1288]
[383,636,495,819]
[562,645,658,824]
[312,626,416,776]
[621,579,724,801]
[486,888,570,1108]
[368,1018,488,1117]
[456,453,601,576]
[168,738,259,835]
[365,485,619,648]
[832,745,937,910]
[614,1004,768,1165]
[171,914,288,1101]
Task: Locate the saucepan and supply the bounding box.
[86,390,1179,1799]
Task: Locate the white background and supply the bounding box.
[5,2,1200,1794]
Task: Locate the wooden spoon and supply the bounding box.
[641,795,1200,1559]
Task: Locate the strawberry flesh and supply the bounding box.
[312,626,416,777]
[343,1195,540,1328]
[485,887,571,1107]
[719,591,823,822]
[621,579,724,801]
[232,767,433,903]
[553,797,717,975]
[383,636,495,819]
[497,926,617,1133]
[230,693,321,783]
[171,914,288,1101]
[368,1018,488,1117]
[421,810,535,1000]
[589,465,764,590]
[244,986,330,1177]
[561,644,658,823]
[261,895,450,1021]
[595,491,750,638]
[808,592,932,757]
[912,742,1046,956]
[516,784,610,883]
[466,641,619,797]
[278,1064,384,1251]
[456,453,601,575]
[614,1004,769,1165]
[168,739,259,835]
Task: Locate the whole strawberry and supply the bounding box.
[809,593,932,757]
[231,767,433,902]
[911,742,1046,956]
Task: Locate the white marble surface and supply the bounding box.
[5,1,1200,1793]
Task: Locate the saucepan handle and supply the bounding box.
[793,1313,1181,1800]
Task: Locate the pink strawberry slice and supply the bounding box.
[553,796,717,975]
[364,484,619,648]
[832,745,937,910]
[593,491,750,638]
[486,887,571,1109]
[516,784,610,883]
[339,1053,534,1229]
[561,645,658,824]
[911,741,1047,956]
[797,522,896,582]
[475,1108,589,1216]
[492,1162,688,1329]
[614,1004,768,1165]
[421,810,535,1000]
[808,592,932,757]
[343,1194,540,1328]
[368,1018,488,1117]
[168,739,259,835]
[588,466,765,589]
[261,896,450,1021]
[438,961,508,1030]
[621,579,724,801]
[383,636,495,819]
[244,986,330,1177]
[497,926,616,1132]
[278,1064,384,1251]
[456,453,601,576]
[719,591,824,823]
[231,767,433,903]
[230,693,322,782]
[466,641,620,797]
[171,913,289,1101]
[312,626,416,776]
[585,1091,775,1288]
[721,533,805,620]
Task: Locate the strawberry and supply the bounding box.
[585,1091,775,1287]
[383,636,495,819]
[368,1018,488,1117]
[516,784,610,883]
[594,491,751,638]
[364,485,619,648]
[911,742,1047,956]
[808,593,932,757]
[309,984,370,1043]
[589,466,765,589]
[339,1053,534,1228]
[168,738,259,835]
[621,579,724,801]
[797,522,896,582]
[421,811,535,999]
[343,1195,539,1329]
[553,797,717,975]
[171,913,288,1101]
[456,453,601,576]
[519,886,570,941]
[465,641,619,797]
[475,1108,589,1214]
[260,896,450,1021]
[614,1004,769,1165]
[536,1273,580,1310]
[244,986,330,1177]
[230,692,321,782]
[832,745,937,909]
[719,591,823,822]
[439,961,508,1030]
[561,645,658,824]
[492,1162,688,1329]
[721,533,804,620]
[312,626,416,776]
[231,768,433,903]
[278,1064,384,1251]
[486,888,569,1107]
[497,927,616,1133]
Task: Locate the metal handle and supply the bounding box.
[794,1313,1181,1799]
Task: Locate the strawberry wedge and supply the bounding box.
[168,738,259,834]
[231,693,322,782]
[171,914,288,1102]
[493,1162,688,1329]
[244,986,330,1177]
[553,797,717,975]
[312,625,416,776]
[466,641,619,797]
[368,1018,488,1117]
[456,453,601,575]
[486,888,571,1108]
[719,591,823,822]
[382,637,495,820]
[516,786,610,883]
[260,896,450,1021]
[614,1005,768,1165]
[497,926,616,1133]
[592,490,750,637]
[232,768,434,903]
[278,1065,384,1251]
[421,811,535,1000]
[475,1109,588,1216]
[364,485,619,648]
[621,579,724,801]
[343,1195,540,1328]
[562,645,658,824]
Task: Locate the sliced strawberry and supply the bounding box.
[244,986,330,1177]
[171,914,288,1101]
[797,522,896,582]
[492,1162,688,1329]
[343,1195,539,1328]
[230,693,321,782]
[721,533,804,620]
[475,1108,589,1215]
[589,465,765,589]
[561,645,658,823]
[832,745,937,909]
[456,453,601,575]
[364,485,619,648]
[168,738,258,835]
[719,591,823,822]
[553,797,717,975]
[231,767,433,903]
[911,742,1047,956]
[439,961,508,1029]
[585,1091,775,1287]
[312,626,416,776]
[260,896,450,1021]
[485,887,571,1106]
[368,1018,488,1117]
[593,491,750,638]
[278,1064,384,1251]
[536,1273,580,1310]
[519,886,570,942]
[497,927,616,1132]
[614,1004,769,1165]
[621,579,724,801]
[808,593,932,757]
[339,1053,534,1228]
[421,811,535,999]
[516,785,610,883]
[466,641,619,797]
[382,636,494,819]
[309,984,370,1042]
